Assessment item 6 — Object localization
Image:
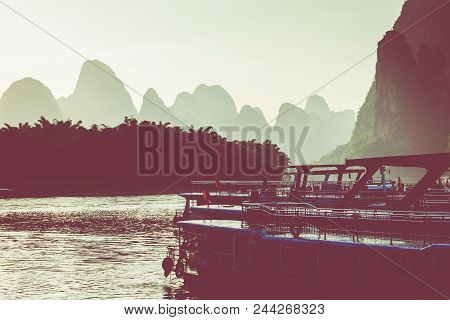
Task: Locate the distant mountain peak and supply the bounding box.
[171,92,197,114]
[236,104,268,126]
[143,88,166,107]
[75,60,120,92]
[139,87,180,124]
[305,95,331,120]
[59,59,136,126]
[277,103,307,118]
[81,59,116,76]
[0,77,62,126]
[144,87,160,98]
[10,77,42,87]
[170,84,238,126]
[194,83,209,91]
[193,83,226,94]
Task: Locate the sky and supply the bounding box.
[0,0,406,122]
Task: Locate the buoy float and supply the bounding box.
[352,213,360,219]
[162,257,174,277]
[290,224,303,238]
[175,259,185,278]
[172,215,182,225]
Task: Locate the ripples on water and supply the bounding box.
[0,195,194,299]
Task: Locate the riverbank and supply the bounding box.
[0,181,193,199]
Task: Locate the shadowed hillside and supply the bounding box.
[321,0,450,163]
[394,0,450,78]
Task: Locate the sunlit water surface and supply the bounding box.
[0,195,193,299]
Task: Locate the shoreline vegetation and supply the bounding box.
[0,117,288,199]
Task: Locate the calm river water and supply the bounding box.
[0,195,195,299]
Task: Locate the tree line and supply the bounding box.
[0,117,288,194]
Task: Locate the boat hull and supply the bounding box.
[178,220,450,299]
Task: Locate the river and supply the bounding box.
[0,194,195,299]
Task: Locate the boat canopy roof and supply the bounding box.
[341,153,450,209]
[289,152,450,172]
[345,152,450,169]
[288,153,450,209]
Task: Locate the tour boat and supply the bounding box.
[164,153,450,299]
[177,153,450,221]
[167,218,450,299]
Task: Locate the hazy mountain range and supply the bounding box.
[321,0,450,163]
[0,0,446,167]
[0,59,355,162]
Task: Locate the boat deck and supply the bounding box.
[179,192,249,198]
[187,205,243,220]
[178,219,450,250]
[244,202,450,219]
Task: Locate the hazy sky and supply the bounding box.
[0,0,405,121]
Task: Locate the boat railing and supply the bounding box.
[210,191,250,196]
[191,180,292,186]
[242,221,450,243]
[182,190,250,197]
[187,182,443,196]
[243,202,450,223]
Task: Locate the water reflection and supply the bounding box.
[0,195,194,299]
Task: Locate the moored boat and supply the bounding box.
[177,153,450,221]
[164,152,450,299]
[166,219,450,299]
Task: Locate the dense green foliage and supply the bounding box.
[0,117,287,191]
